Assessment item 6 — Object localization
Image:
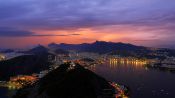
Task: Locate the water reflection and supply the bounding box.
[90,59,175,98]
[109,58,147,69]
[107,58,149,72]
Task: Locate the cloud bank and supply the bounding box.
[0,0,175,48]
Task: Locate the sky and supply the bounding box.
[0,0,175,48]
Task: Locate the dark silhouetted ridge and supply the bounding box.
[14,63,115,98]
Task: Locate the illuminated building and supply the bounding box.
[0,54,5,61]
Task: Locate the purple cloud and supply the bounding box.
[0,0,175,30]
[0,0,175,48]
[0,27,80,37]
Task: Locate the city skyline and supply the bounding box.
[0,0,175,48]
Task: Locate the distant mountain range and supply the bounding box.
[48,41,175,58]
[48,41,151,55]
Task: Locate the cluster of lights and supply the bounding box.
[110,82,129,98]
[0,54,5,61]
[110,58,147,65]
[7,75,38,90]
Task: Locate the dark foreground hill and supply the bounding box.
[13,63,116,98]
[0,45,57,80]
[0,55,50,80]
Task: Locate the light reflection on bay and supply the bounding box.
[89,59,175,98]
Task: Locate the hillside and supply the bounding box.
[0,55,50,80]
[13,63,116,98]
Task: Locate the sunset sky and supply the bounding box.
[0,0,175,48]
